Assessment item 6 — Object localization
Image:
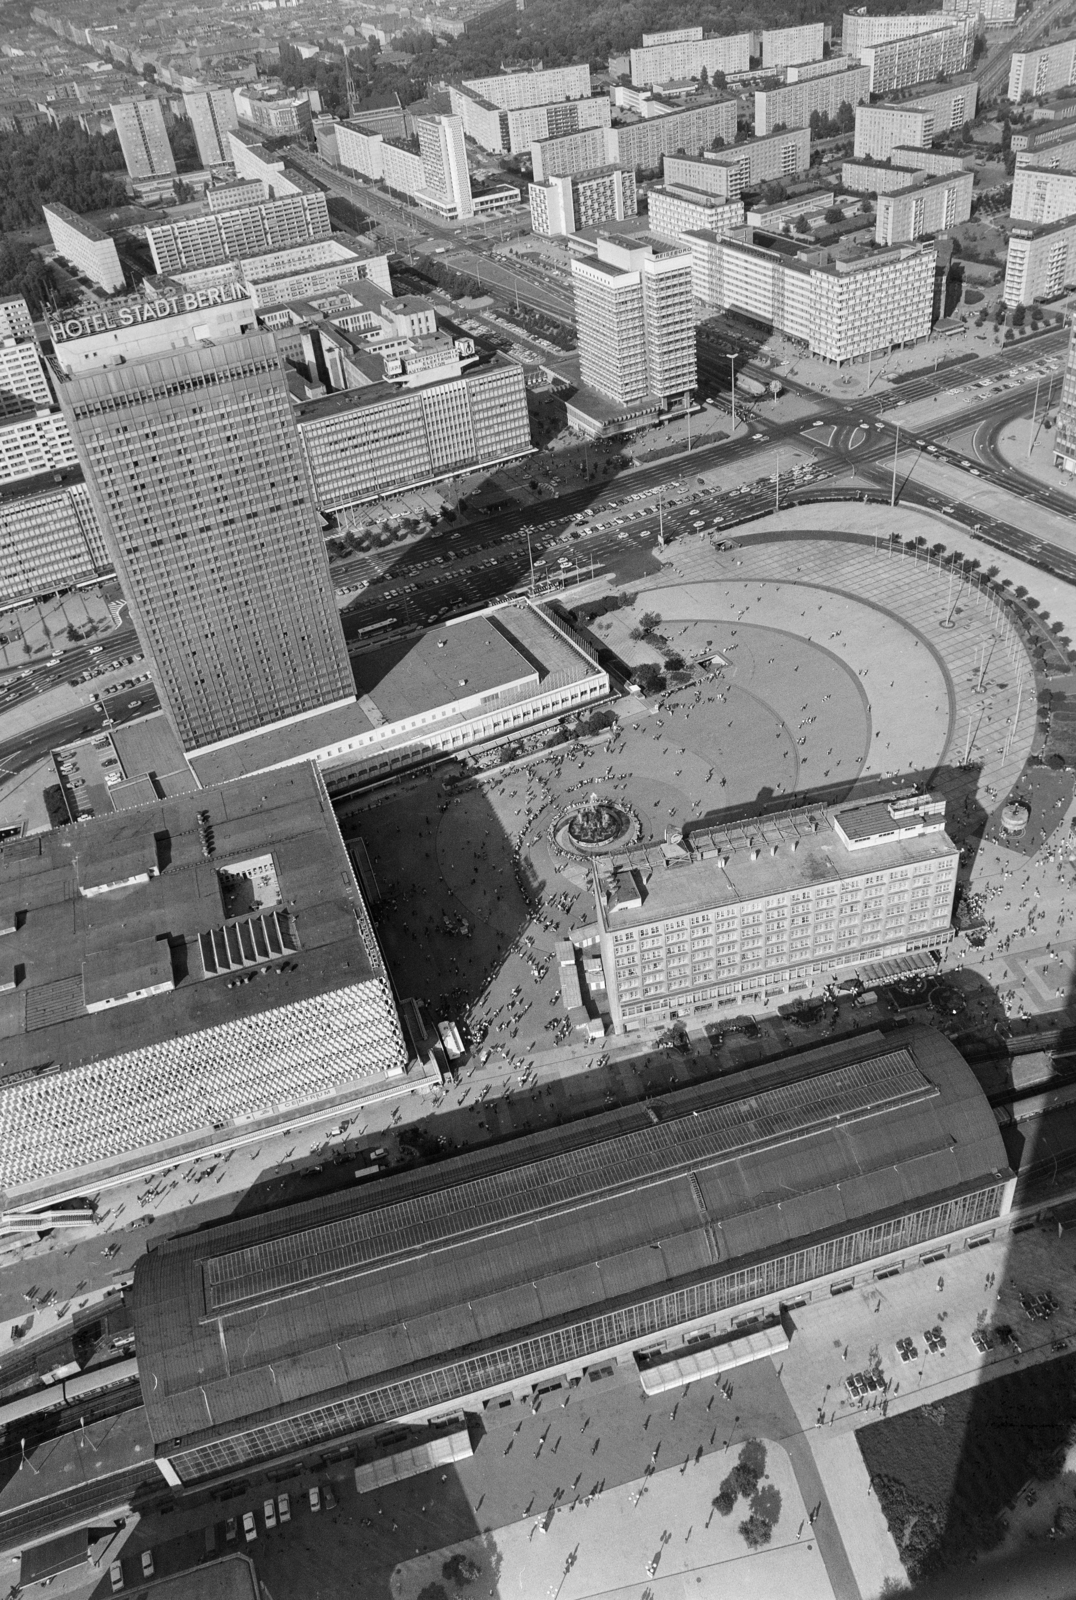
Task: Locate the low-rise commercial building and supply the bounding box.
[596,791,957,1029]
[647,185,744,242]
[1009,36,1076,103]
[42,203,124,293]
[0,762,408,1211]
[1011,163,1076,224]
[875,168,974,243]
[686,226,935,361]
[233,85,313,140]
[0,470,110,601]
[529,167,637,236]
[630,27,752,88]
[146,190,331,274]
[663,129,811,200]
[858,19,973,94]
[1004,217,1076,304]
[753,65,871,137]
[893,145,971,175]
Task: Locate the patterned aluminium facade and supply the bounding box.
[0,763,406,1207]
[0,476,110,599]
[59,333,356,753]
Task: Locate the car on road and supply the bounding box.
[242,1512,257,1542]
[141,1551,154,1579]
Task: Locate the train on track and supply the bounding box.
[0,1355,139,1435]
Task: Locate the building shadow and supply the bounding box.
[856,829,1076,1594]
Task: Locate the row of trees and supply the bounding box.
[0,121,125,232]
[0,238,80,318]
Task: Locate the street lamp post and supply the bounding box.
[729,354,738,432]
[890,423,900,509]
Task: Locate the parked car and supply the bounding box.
[263,1497,277,1529]
[308,1486,321,1513]
[242,1512,257,1542]
[141,1551,154,1579]
[277,1492,291,1524]
[109,1561,123,1593]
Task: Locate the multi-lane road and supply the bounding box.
[333,328,1073,641]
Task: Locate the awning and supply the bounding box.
[855,950,939,986]
[638,1324,790,1396]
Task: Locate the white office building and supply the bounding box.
[760,23,826,67]
[572,237,695,410]
[0,410,77,486]
[685,228,936,362]
[754,66,871,136]
[42,202,124,293]
[842,11,953,57]
[630,28,752,88]
[647,187,744,243]
[858,21,973,95]
[182,87,239,168]
[146,191,331,274]
[1011,164,1076,224]
[1004,219,1076,304]
[663,130,811,200]
[111,98,175,179]
[854,83,978,159]
[1008,37,1076,102]
[875,170,975,243]
[529,168,636,236]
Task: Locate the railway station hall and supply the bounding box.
[131,1025,1014,1489]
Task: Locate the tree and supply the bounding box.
[0,122,125,230]
[858,197,872,214]
[698,64,709,86]
[633,662,665,695]
[0,237,77,317]
[836,99,856,134]
[824,204,843,223]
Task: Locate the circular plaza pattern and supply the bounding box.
[360,517,1040,1034]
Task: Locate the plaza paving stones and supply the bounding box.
[389,1444,829,1600]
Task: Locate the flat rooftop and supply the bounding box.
[601,794,956,927]
[0,761,376,1084]
[351,615,535,721]
[131,1028,1009,1459]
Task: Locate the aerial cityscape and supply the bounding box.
[2,0,1076,1594]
